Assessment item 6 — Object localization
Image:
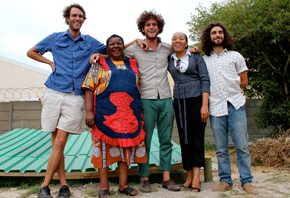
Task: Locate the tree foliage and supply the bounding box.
[187,0,290,134]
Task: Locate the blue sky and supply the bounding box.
[1,0,216,71]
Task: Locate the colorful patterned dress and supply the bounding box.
[82,58,147,168]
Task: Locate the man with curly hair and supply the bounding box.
[201,23,259,195]
[123,10,180,193]
[27,4,106,198]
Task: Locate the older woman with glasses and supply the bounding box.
[168,32,210,193]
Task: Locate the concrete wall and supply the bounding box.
[0,101,88,136]
[0,99,270,145]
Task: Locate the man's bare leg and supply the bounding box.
[41,129,69,187]
[50,132,68,187]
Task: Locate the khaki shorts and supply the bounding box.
[41,88,84,134]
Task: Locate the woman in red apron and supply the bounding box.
[82,34,146,198]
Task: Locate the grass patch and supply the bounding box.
[218,192,230,197]
[85,189,98,197]
[184,196,197,198]
[229,189,247,196]
[253,159,262,166]
[204,141,216,152]
[19,185,39,198]
[265,175,290,183]
[0,177,43,188]
[269,188,290,196]
[85,189,120,197]
[0,188,9,193]
[109,189,123,197]
[66,179,100,187]
[151,186,158,192]
[229,189,239,195]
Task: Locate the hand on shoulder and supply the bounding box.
[190,46,201,54]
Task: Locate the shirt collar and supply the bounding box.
[223,48,229,53]
[210,48,228,56]
[62,29,85,41]
[171,49,191,60]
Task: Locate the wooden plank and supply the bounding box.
[204,158,213,182]
[0,172,47,177]
[0,163,184,180]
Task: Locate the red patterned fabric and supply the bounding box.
[99,58,110,71]
[99,58,139,74]
[129,59,139,74]
[91,135,147,168]
[103,92,138,133]
[91,121,145,148]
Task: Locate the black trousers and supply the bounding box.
[174,96,206,170]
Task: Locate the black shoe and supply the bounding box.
[56,185,71,198]
[37,186,53,198]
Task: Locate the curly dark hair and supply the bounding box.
[137,10,165,36]
[201,23,234,56]
[106,34,124,46]
[63,4,87,25]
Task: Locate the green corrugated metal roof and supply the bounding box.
[0,128,182,174]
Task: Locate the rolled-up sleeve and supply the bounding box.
[36,34,53,55]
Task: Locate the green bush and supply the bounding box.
[255,97,290,136]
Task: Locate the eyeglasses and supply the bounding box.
[176,59,181,71]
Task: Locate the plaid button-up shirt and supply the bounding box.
[203,49,248,117]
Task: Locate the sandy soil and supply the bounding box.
[1,164,290,198]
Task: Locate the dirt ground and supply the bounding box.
[1,160,290,198]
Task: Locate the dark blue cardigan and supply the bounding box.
[168,53,210,99]
[168,52,210,144]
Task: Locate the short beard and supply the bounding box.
[211,40,224,47]
[69,22,81,32]
[145,32,158,40]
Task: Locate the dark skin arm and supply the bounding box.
[84,89,95,128]
[90,53,109,64]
